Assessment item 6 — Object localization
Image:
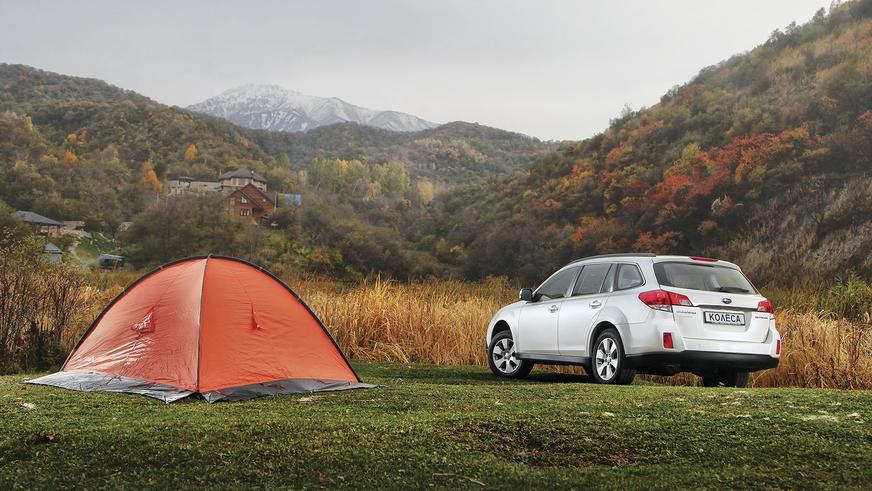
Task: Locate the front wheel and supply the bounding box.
[590,328,636,385]
[487,331,533,379]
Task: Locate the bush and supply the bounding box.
[0,238,88,373]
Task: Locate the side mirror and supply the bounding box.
[519,288,534,302]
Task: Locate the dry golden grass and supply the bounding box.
[293,276,872,390]
[652,310,872,389]
[298,277,511,365]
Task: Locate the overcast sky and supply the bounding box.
[0,0,829,140]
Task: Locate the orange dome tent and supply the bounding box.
[27,256,372,402]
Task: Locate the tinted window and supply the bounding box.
[653,262,756,294]
[572,263,611,296]
[536,267,577,300]
[616,264,644,290]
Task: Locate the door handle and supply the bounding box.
[548,305,559,313]
[590,300,602,308]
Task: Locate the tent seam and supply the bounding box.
[195,255,210,393]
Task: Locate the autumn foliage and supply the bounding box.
[449,1,872,283]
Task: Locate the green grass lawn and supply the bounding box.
[1,362,869,489]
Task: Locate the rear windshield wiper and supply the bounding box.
[715,286,750,293]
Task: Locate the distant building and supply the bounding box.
[219,169,267,192]
[165,168,287,225]
[169,177,222,195]
[191,181,222,193]
[13,211,62,237]
[168,176,193,196]
[99,254,125,270]
[44,242,62,264]
[228,183,278,224]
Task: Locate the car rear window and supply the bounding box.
[653,262,757,294]
[615,264,644,290]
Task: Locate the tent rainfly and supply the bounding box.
[27,256,373,402]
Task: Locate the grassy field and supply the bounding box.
[1,362,869,489]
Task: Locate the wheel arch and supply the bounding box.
[490,320,512,342]
[588,320,622,356]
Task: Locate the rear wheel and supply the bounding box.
[590,328,636,385]
[702,371,749,388]
[488,331,533,379]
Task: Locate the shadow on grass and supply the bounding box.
[355,361,593,386]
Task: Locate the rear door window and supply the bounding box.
[536,267,578,300]
[653,262,757,294]
[572,263,611,296]
[615,264,644,290]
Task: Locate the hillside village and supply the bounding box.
[168,168,301,224]
[9,168,301,267]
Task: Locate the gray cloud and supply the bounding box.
[0,0,828,140]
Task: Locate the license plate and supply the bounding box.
[704,311,745,325]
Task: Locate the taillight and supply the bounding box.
[663,332,674,349]
[757,299,774,314]
[776,339,781,355]
[690,256,718,262]
[638,289,693,311]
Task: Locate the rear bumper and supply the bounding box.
[625,350,779,374]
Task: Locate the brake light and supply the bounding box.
[757,299,774,314]
[776,339,781,355]
[663,332,674,349]
[638,289,693,311]
[690,256,718,262]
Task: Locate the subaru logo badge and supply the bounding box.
[722,298,732,304]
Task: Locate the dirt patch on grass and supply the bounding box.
[454,421,647,468]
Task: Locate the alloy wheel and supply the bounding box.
[595,337,619,381]
[492,337,519,374]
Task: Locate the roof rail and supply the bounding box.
[568,252,656,265]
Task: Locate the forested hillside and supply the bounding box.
[0,64,549,276]
[442,0,872,283]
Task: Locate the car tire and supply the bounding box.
[487,331,533,379]
[702,371,750,388]
[589,328,636,385]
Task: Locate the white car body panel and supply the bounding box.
[556,292,611,355]
[517,300,562,354]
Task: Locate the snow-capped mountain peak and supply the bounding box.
[188,85,437,133]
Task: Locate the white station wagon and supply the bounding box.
[485,254,781,387]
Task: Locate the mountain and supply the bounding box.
[441,0,872,283]
[188,84,438,133]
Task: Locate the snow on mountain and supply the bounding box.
[187,84,438,133]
